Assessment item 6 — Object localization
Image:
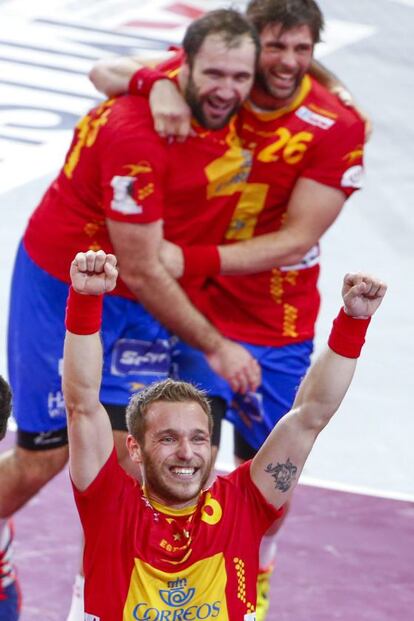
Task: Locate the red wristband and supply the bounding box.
[65,287,103,335]
[182,246,221,277]
[128,67,169,97]
[328,307,371,358]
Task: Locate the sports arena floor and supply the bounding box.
[0,0,413,619]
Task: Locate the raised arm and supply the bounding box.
[250,273,387,509]
[63,251,118,490]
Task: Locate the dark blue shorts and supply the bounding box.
[8,243,175,441]
[174,338,313,451]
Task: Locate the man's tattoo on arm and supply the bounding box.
[265,458,297,493]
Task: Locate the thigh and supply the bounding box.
[8,244,69,445]
[229,340,314,454]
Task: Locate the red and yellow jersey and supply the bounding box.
[23,91,247,299]
[129,52,365,345]
[196,75,365,345]
[74,450,282,621]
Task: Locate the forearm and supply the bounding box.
[89,57,142,97]
[218,228,311,274]
[63,330,103,416]
[89,53,174,97]
[294,346,357,433]
[218,180,345,275]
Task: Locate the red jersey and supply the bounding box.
[23,93,249,300]
[132,53,365,345]
[74,450,282,621]
[196,75,365,345]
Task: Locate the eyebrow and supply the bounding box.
[154,428,209,437]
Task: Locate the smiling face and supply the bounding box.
[251,22,314,109]
[130,400,213,508]
[184,32,256,129]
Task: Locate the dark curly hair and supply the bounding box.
[246,0,324,43]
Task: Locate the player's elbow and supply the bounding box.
[63,383,99,422]
[284,246,310,266]
[119,258,164,295]
[89,63,118,97]
[299,401,334,435]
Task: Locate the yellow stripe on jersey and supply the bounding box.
[123,553,230,620]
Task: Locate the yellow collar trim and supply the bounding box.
[142,486,198,517]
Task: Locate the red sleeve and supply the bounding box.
[301,112,365,197]
[99,105,169,224]
[156,49,184,75]
[128,50,184,96]
[225,461,284,533]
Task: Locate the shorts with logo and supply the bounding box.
[174,338,313,452]
[8,243,175,449]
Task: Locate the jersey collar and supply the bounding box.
[245,74,312,121]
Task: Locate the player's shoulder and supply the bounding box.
[212,461,253,493]
[106,94,153,127]
[96,95,165,147]
[306,77,365,131]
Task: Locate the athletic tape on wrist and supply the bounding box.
[182,245,221,277]
[128,67,169,97]
[65,286,103,335]
[328,307,371,358]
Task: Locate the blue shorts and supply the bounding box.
[174,338,313,451]
[8,243,175,440]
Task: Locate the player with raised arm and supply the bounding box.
[0,10,263,619]
[63,249,386,621]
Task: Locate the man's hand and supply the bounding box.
[70,250,118,295]
[150,80,192,142]
[159,240,184,279]
[342,273,387,318]
[206,339,261,394]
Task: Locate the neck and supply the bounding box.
[143,485,200,511]
[249,83,298,111]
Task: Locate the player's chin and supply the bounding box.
[203,106,238,130]
[171,479,204,502]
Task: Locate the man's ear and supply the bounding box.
[180,59,190,85]
[127,434,142,464]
